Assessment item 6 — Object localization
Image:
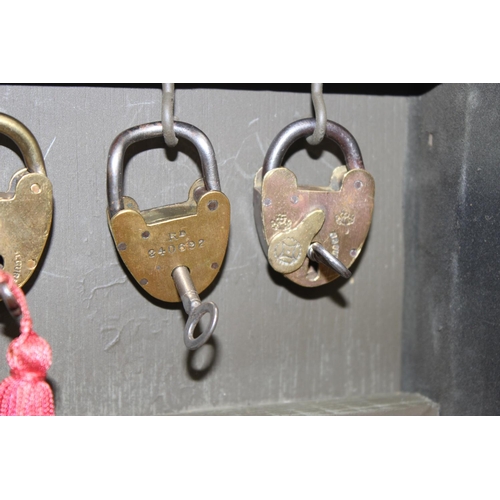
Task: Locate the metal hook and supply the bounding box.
[308,242,352,279]
[0,281,22,325]
[162,83,178,148]
[171,266,218,350]
[306,83,327,146]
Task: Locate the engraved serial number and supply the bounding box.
[329,232,340,258]
[149,239,205,258]
[13,253,22,282]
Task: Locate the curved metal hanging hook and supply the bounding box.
[172,266,218,350]
[306,83,327,146]
[162,83,178,147]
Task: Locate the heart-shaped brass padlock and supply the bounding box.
[107,120,230,350]
[254,118,374,287]
[0,113,53,287]
[108,178,230,302]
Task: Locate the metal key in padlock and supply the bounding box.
[107,121,230,350]
[254,118,374,287]
[0,113,53,288]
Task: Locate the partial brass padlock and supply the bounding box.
[0,113,53,287]
[254,118,374,287]
[107,121,230,349]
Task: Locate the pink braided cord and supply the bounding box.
[0,270,54,416]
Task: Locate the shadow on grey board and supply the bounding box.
[185,334,219,381]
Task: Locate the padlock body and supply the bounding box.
[109,178,230,302]
[0,169,53,287]
[254,166,374,287]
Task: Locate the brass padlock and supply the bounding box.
[254,118,374,287]
[0,113,53,287]
[107,121,230,349]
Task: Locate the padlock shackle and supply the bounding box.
[107,121,221,217]
[262,118,364,176]
[0,113,46,176]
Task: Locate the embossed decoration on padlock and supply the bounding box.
[254,118,374,288]
[0,113,53,287]
[107,121,230,303]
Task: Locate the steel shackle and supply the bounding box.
[262,118,365,176]
[107,121,221,218]
[0,113,47,176]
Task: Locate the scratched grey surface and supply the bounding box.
[0,85,407,415]
[175,392,439,416]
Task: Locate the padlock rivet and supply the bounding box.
[140,278,148,286]
[117,242,127,251]
[141,231,150,239]
[291,195,299,204]
[350,249,358,257]
[354,180,363,189]
[27,259,37,270]
[30,183,41,194]
[211,262,219,270]
[263,198,272,207]
[207,200,218,211]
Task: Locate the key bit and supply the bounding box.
[307,242,352,279]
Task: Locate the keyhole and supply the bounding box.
[306,258,320,281]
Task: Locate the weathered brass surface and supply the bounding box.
[267,209,325,274]
[254,165,374,287]
[0,169,53,287]
[109,178,230,302]
[0,113,53,288]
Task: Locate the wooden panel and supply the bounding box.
[0,85,407,415]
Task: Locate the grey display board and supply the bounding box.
[0,85,407,415]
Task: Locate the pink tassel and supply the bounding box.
[0,270,54,416]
